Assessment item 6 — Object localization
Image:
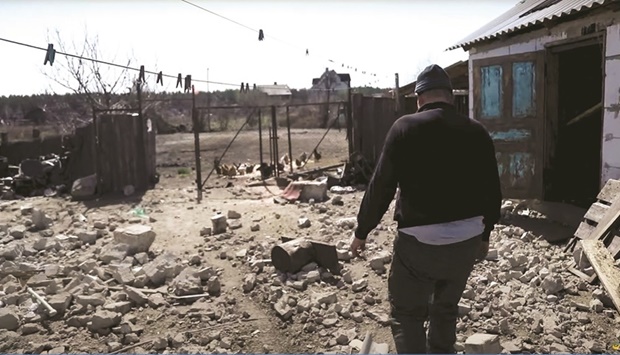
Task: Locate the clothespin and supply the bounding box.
[306,49,309,56]
[44,44,56,66]
[139,65,145,83]
[245,83,249,92]
[253,83,257,91]
[176,74,182,88]
[240,82,245,92]
[184,75,192,93]
[156,71,163,86]
[258,29,264,41]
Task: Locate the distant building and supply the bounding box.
[256,83,292,104]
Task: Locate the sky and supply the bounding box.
[0,0,516,96]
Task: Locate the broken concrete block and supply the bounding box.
[227,210,241,219]
[76,294,106,307]
[9,226,26,239]
[200,227,212,236]
[99,243,130,264]
[274,298,294,320]
[77,230,98,245]
[207,276,221,295]
[171,268,203,296]
[351,279,368,292]
[112,266,136,285]
[465,333,502,354]
[103,301,133,314]
[286,180,328,202]
[541,274,564,295]
[31,209,52,230]
[242,274,256,293]
[211,214,227,235]
[228,220,242,230]
[124,287,149,306]
[0,243,25,260]
[47,293,73,315]
[113,225,156,254]
[0,308,20,330]
[88,310,121,331]
[147,294,168,309]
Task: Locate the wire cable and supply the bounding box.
[180,0,390,80]
[0,36,240,87]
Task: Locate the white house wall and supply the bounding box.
[602,23,620,186]
[466,10,620,187]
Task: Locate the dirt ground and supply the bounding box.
[156,128,349,178]
[1,131,620,354]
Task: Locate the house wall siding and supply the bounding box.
[467,10,620,189]
[602,23,620,186]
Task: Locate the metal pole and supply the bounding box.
[286,105,293,173]
[271,105,279,177]
[192,85,203,203]
[207,68,211,132]
[258,109,263,168]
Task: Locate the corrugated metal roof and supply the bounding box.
[257,85,292,96]
[448,0,615,50]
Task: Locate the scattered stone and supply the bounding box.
[207,276,221,295]
[0,308,20,331]
[113,225,156,254]
[298,217,311,228]
[242,274,256,292]
[227,210,241,219]
[590,299,604,313]
[211,213,227,235]
[88,310,121,331]
[9,226,26,239]
[465,333,501,354]
[351,279,368,292]
[32,209,52,230]
[200,227,212,236]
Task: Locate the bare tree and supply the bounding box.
[42,29,135,128]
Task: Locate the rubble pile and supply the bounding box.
[208,199,620,354]
[1,154,69,200]
[0,203,250,354]
[1,183,620,353]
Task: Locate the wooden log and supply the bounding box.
[271,238,315,273]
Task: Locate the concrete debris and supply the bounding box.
[298,217,311,228]
[113,224,156,254]
[0,308,20,331]
[211,213,227,235]
[465,333,501,354]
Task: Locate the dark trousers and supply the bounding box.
[388,232,482,354]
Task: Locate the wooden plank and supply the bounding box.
[598,179,620,205]
[574,221,597,240]
[607,235,620,259]
[585,198,620,242]
[580,239,620,313]
[584,202,610,224]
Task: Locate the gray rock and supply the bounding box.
[113,225,156,254]
[88,310,121,331]
[242,274,256,293]
[227,210,241,219]
[298,218,311,228]
[0,308,20,331]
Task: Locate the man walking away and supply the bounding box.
[350,64,502,354]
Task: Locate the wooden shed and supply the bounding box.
[449,0,620,207]
[92,113,157,195]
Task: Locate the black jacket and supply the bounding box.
[354,101,502,241]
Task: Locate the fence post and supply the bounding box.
[192,85,203,203]
[346,81,353,156]
[136,81,148,190]
[394,73,401,115]
[271,105,279,177]
[258,109,263,168]
[286,105,293,173]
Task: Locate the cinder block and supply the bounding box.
[113,225,156,254]
[465,333,502,354]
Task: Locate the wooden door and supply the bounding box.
[472,52,545,199]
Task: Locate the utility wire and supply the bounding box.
[180,0,389,81]
[0,36,240,87]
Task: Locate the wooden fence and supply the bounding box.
[350,93,469,166]
[93,113,156,194]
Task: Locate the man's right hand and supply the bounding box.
[476,241,489,262]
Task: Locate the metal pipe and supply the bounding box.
[286,106,293,173]
[191,85,203,202]
[27,287,57,317]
